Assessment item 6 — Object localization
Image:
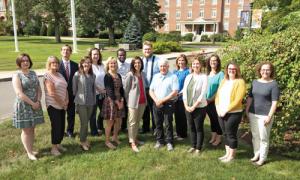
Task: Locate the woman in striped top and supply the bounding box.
[215,62,246,163]
[44,56,69,156]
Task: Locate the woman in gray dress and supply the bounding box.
[12,53,44,160]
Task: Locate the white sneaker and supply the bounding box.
[167,143,174,151]
[154,142,163,149]
[218,154,228,161]
[187,147,195,153]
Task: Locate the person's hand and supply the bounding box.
[31,101,40,110]
[220,110,227,117]
[155,99,163,108]
[185,106,193,113]
[99,89,106,94]
[264,116,272,126]
[117,101,124,110]
[245,110,249,118]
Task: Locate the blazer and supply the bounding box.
[182,73,208,108]
[59,60,78,99]
[72,72,96,105]
[124,71,147,109]
[104,73,124,101]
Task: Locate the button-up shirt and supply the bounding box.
[142,55,160,87]
[150,71,179,100]
[62,59,71,75]
[117,60,130,85]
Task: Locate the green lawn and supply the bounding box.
[0,115,299,180]
[0,36,199,71]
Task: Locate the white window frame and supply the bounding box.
[164,0,169,7]
[200,0,205,5]
[223,21,229,31]
[176,10,181,19]
[176,23,181,31]
[224,8,230,18]
[188,0,193,6]
[199,9,204,18]
[212,0,217,5]
[176,0,181,7]
[164,23,169,31]
[237,8,242,18]
[165,11,169,19]
[239,0,243,4]
[225,0,230,4]
[211,9,217,18]
[188,10,193,19]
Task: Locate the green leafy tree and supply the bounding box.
[123,14,142,47]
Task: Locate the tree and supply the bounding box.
[123,14,142,47]
[132,0,166,34]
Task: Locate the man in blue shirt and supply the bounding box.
[150,59,179,151]
[141,41,160,134]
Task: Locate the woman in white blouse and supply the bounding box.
[182,57,208,154]
[89,48,106,136]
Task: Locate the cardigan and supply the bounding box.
[124,71,147,109]
[215,78,246,113]
[72,72,96,106]
[182,73,208,108]
[104,73,125,101]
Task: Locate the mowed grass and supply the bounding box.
[0,36,199,71]
[0,114,299,180]
[0,36,142,71]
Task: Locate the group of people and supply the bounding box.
[12,41,279,166]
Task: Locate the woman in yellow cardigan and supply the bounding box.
[215,62,246,163]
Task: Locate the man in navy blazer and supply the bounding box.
[59,44,78,138]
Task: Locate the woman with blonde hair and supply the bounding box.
[44,56,68,156]
[215,62,246,163]
[102,57,125,149]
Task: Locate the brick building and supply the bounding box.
[0,0,8,21]
[157,0,251,38]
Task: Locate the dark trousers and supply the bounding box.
[90,95,104,135]
[206,102,223,135]
[185,107,206,150]
[47,106,65,145]
[121,99,128,131]
[218,112,242,149]
[142,89,156,132]
[66,96,76,134]
[153,103,174,144]
[174,99,187,138]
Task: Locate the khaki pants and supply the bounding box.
[128,104,146,143]
[249,113,273,161]
[77,105,94,142]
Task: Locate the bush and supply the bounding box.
[153,41,183,54]
[99,31,123,39]
[23,21,40,36]
[210,33,230,42]
[182,33,194,42]
[142,32,157,42]
[200,35,210,42]
[40,24,47,36]
[157,32,182,42]
[234,27,243,41]
[47,23,55,36]
[60,25,69,36]
[0,20,13,35]
[220,27,300,148]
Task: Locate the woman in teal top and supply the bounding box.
[173,54,190,140]
[206,54,224,146]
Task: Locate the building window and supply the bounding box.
[188,10,192,19]
[211,9,217,18]
[176,10,181,19]
[188,0,193,6]
[239,0,243,4]
[212,0,217,5]
[225,0,230,4]
[200,0,205,5]
[176,23,181,31]
[223,21,229,31]
[176,0,181,7]
[164,23,169,31]
[164,0,169,7]
[224,9,230,18]
[199,9,204,18]
[237,8,242,18]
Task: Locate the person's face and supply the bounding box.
[20,56,30,70]
[91,50,100,63]
[177,57,187,69]
[260,64,272,79]
[117,51,126,63]
[61,46,71,60]
[192,60,201,73]
[133,59,142,72]
[227,64,237,79]
[82,60,91,72]
[210,56,218,69]
[159,63,169,75]
[49,58,59,71]
[108,60,117,72]
[143,45,153,58]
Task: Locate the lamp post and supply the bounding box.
[70,0,77,53]
[11,0,19,52]
[249,1,254,30]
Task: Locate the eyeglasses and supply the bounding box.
[50,62,58,64]
[228,68,237,71]
[21,59,29,63]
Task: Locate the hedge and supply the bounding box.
[153,41,183,54]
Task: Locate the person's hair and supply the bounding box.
[16,53,33,69]
[224,61,242,80]
[206,54,221,74]
[89,48,102,65]
[255,61,275,79]
[130,56,144,74]
[143,41,153,48]
[116,48,126,57]
[46,56,59,71]
[191,57,205,73]
[158,59,169,66]
[78,56,93,75]
[105,56,118,72]
[175,54,188,70]
[61,44,72,53]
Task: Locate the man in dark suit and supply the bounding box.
[59,44,78,138]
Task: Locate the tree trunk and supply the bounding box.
[54,19,61,43]
[108,26,115,45]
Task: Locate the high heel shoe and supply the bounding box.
[212,140,222,146]
[250,156,259,162]
[105,142,116,150]
[28,153,37,161]
[131,144,139,153]
[80,143,90,151]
